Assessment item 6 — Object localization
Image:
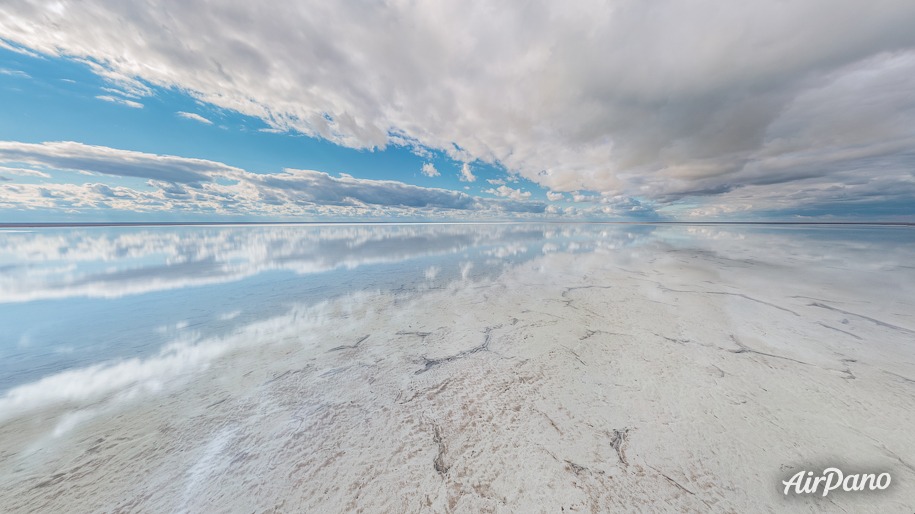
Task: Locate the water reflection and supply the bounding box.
[1,223,912,402]
[0,224,656,302]
[0,224,656,391]
[2,223,914,512]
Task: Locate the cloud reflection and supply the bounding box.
[1,223,913,442]
[0,224,638,303]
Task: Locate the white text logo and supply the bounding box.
[783,468,891,496]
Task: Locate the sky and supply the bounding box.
[0,1,914,222]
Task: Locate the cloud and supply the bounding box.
[0,166,51,178]
[0,38,41,58]
[100,87,140,98]
[546,191,564,201]
[485,184,531,201]
[596,195,660,219]
[0,140,547,218]
[0,68,30,79]
[177,111,214,125]
[0,141,236,183]
[421,162,440,177]
[458,162,476,183]
[571,193,600,203]
[256,168,478,210]
[2,2,915,217]
[95,95,144,109]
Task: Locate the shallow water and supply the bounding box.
[0,223,638,390]
[1,223,913,512]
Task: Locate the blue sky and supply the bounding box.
[0,45,558,222]
[0,45,512,189]
[1,1,914,222]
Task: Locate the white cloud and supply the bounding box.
[458,162,476,183]
[546,191,564,201]
[485,185,531,201]
[0,68,30,79]
[95,95,144,109]
[2,2,915,217]
[177,111,214,125]
[0,39,41,58]
[0,140,547,218]
[100,86,140,98]
[0,141,238,183]
[421,162,440,177]
[0,166,51,178]
[571,192,600,203]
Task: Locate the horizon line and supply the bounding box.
[2,221,914,228]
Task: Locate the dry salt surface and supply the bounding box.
[1,226,913,513]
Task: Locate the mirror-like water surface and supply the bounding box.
[0,224,655,390]
[1,223,913,512]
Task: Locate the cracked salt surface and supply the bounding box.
[0,224,914,512]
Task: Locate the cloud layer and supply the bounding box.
[2,1,915,217]
[0,141,545,218]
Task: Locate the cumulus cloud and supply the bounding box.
[571,193,600,203]
[420,162,440,177]
[177,111,214,125]
[2,1,915,217]
[596,195,659,219]
[0,140,546,218]
[458,163,476,183]
[486,185,531,201]
[546,191,564,202]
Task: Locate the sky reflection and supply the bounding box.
[0,224,655,391]
[1,223,912,412]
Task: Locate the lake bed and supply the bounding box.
[1,223,913,512]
